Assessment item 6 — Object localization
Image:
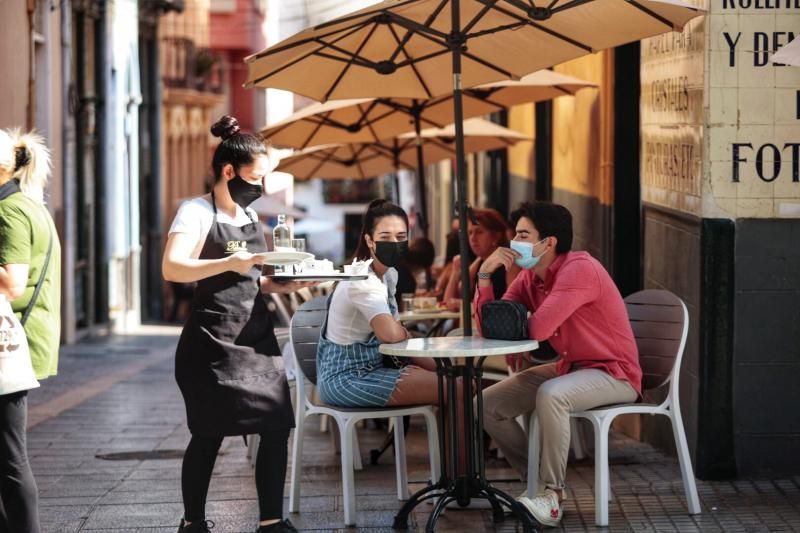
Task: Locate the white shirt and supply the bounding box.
[325,267,399,345]
[168,196,258,259]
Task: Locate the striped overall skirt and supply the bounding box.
[316,311,403,408]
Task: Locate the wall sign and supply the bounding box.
[642,1,800,218]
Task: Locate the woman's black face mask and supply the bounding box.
[227,175,263,208]
[373,240,409,268]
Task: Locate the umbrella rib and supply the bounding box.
[324,23,381,101]
[626,0,687,29]
[305,151,334,180]
[251,18,368,60]
[467,20,528,40]
[478,1,594,52]
[312,0,419,31]
[386,24,434,99]
[549,0,596,13]
[462,0,500,35]
[299,112,333,149]
[389,0,451,66]
[460,49,515,78]
[250,22,368,85]
[315,47,374,69]
[356,101,381,130]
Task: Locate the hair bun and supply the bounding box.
[210,115,241,141]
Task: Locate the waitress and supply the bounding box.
[162,116,306,533]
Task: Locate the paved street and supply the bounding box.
[25,329,800,532]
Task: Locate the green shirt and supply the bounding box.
[0,190,61,380]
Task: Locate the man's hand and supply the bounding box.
[479,247,518,276]
[226,252,264,274]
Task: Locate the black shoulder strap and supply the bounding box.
[20,225,53,327]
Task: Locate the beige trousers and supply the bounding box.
[478,363,637,490]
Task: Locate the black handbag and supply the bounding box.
[481,300,529,340]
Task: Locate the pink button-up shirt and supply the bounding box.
[475,251,642,395]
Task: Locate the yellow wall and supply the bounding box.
[552,52,614,206]
[507,103,535,180]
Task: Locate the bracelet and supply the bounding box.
[477,271,492,280]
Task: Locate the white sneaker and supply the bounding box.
[517,489,563,527]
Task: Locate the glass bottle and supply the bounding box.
[272,214,293,274]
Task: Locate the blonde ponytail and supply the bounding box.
[13,130,51,203]
[2,128,51,204]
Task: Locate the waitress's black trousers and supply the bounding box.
[182,429,290,522]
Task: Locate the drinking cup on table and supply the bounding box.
[401,293,414,313]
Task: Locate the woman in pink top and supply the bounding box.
[474,202,641,527]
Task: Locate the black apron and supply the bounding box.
[175,193,294,436]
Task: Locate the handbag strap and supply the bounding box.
[20,225,53,327]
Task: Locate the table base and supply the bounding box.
[391,359,540,532]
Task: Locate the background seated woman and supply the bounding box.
[444,208,520,314]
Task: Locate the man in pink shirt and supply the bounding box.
[474,202,641,527]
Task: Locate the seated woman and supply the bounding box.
[316,199,440,408]
[444,208,521,312]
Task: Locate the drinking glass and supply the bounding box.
[401,293,414,313]
[291,239,306,274]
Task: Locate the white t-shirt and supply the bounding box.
[168,196,258,258]
[325,268,399,345]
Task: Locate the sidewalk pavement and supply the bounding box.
[25,328,800,532]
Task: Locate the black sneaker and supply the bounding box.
[177,519,215,532]
[256,519,299,533]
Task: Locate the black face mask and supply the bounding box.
[373,240,409,268]
[227,175,263,208]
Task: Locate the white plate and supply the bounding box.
[253,251,313,266]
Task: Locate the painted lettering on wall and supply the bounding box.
[722,31,796,67]
[731,143,800,182]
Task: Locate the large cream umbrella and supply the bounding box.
[261,70,596,149]
[772,37,800,66]
[274,117,528,179]
[262,69,595,233]
[245,0,705,344]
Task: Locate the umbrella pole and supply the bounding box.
[393,138,401,204]
[450,0,472,336]
[413,107,429,237]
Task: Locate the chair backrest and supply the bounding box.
[269,293,293,328]
[624,289,688,391]
[290,295,329,386]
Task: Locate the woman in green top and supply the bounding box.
[0,128,60,533]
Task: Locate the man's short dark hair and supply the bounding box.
[510,202,573,254]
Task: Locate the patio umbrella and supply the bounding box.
[245,0,705,337]
[772,37,800,66]
[274,117,528,179]
[261,69,595,233]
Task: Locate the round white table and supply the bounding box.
[379,336,541,533]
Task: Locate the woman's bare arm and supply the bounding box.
[162,232,263,283]
[370,314,409,344]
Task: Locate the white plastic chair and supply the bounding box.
[526,289,701,526]
[289,297,441,526]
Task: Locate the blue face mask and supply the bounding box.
[510,238,547,269]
